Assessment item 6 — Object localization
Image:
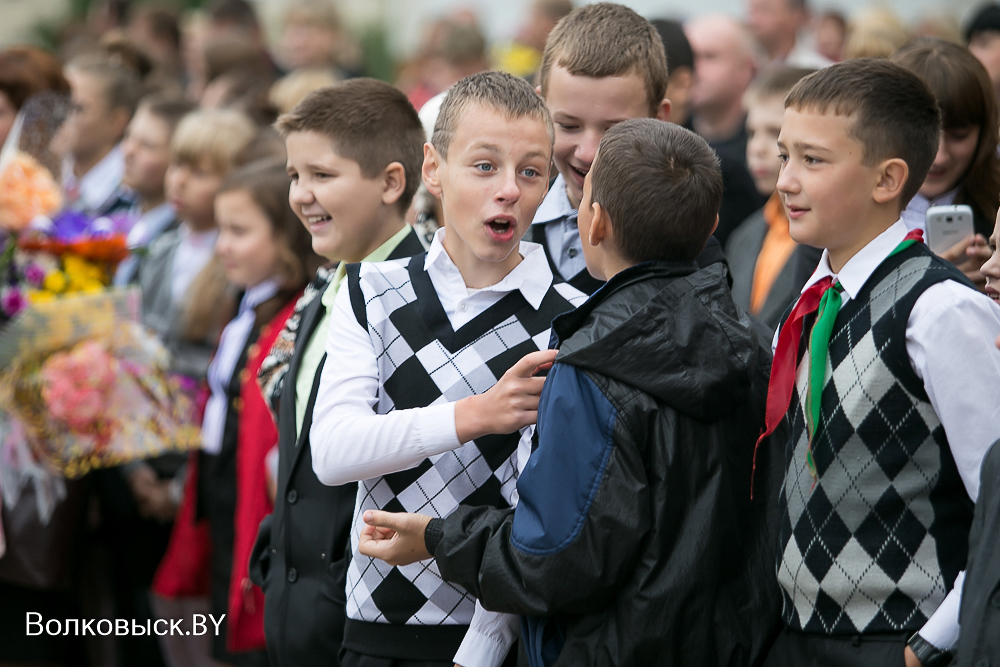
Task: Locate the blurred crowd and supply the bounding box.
[1,1,999,666]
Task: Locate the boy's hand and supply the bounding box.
[358,510,433,566]
[940,234,990,291]
[454,349,557,443]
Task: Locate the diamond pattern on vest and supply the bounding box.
[343,256,581,627]
[778,255,950,634]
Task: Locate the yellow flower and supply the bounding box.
[27,290,56,304]
[43,271,68,293]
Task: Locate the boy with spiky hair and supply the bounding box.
[529,2,730,295]
[309,71,586,667]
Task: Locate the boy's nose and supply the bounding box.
[289,180,314,205]
[576,130,602,167]
[775,161,797,193]
[495,169,521,203]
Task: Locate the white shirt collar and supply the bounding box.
[901,187,959,233]
[802,218,909,301]
[126,202,175,247]
[532,174,576,225]
[64,144,127,212]
[423,227,554,310]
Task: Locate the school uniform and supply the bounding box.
[249,226,425,667]
[726,194,823,335]
[308,228,586,666]
[138,222,220,379]
[61,145,135,217]
[764,220,1000,666]
[114,202,179,286]
[527,173,733,296]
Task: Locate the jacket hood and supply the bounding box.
[552,261,760,423]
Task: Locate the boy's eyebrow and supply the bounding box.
[788,141,832,153]
[469,142,549,160]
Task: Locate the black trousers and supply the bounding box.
[763,627,910,667]
[340,645,520,667]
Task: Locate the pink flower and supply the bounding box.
[23,263,45,287]
[41,341,118,431]
[1,287,28,317]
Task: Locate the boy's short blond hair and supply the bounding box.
[539,3,668,117]
[171,108,257,174]
[432,70,553,160]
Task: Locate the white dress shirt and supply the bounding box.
[793,219,1000,649]
[170,223,219,304]
[531,174,587,280]
[311,228,584,667]
[62,144,126,213]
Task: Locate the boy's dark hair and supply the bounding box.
[651,19,693,72]
[784,58,940,206]
[540,3,668,117]
[275,78,425,214]
[432,71,552,160]
[208,0,260,31]
[965,3,1000,42]
[139,94,195,134]
[590,119,721,262]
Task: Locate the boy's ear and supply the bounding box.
[422,143,444,197]
[381,161,407,206]
[872,158,909,205]
[588,202,610,247]
[710,214,719,236]
[655,98,673,122]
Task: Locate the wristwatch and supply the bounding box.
[907,633,954,667]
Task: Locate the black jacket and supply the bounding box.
[426,260,784,666]
[957,438,1000,665]
[248,229,424,667]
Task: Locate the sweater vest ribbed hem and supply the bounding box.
[341,619,470,661]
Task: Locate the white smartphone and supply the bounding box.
[926,204,975,254]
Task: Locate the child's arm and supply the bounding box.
[360,362,652,617]
[309,284,556,486]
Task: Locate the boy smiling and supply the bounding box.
[309,71,585,667]
[527,3,730,295]
[758,59,1000,667]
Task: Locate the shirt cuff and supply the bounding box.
[416,401,461,457]
[917,571,964,650]
[453,607,518,667]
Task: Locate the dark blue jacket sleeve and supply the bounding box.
[432,362,651,617]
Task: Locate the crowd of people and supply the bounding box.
[1,0,1000,666]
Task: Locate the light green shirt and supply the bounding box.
[294,225,413,437]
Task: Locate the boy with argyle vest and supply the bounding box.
[309,71,586,667]
[758,60,1000,666]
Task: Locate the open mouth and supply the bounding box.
[484,215,517,242]
[987,285,999,303]
[569,164,589,182]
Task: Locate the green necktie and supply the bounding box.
[803,234,921,480]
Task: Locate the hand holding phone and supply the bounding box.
[925,204,974,254]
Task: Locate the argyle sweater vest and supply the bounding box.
[777,243,974,635]
[341,254,582,652]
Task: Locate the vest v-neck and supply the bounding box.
[406,254,529,354]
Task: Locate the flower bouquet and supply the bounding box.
[0,288,201,478]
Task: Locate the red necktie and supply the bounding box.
[751,275,835,493]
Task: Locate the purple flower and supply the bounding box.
[1,287,28,317]
[23,263,45,287]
